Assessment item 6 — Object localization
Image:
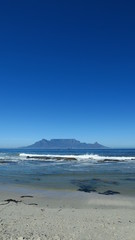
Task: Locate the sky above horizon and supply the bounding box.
[0,0,135,148]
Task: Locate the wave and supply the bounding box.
[19,153,135,163]
[1,152,135,164]
[0,153,24,163]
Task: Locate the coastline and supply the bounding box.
[0,148,135,239]
[0,185,135,240]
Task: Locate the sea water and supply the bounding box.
[0,148,135,196]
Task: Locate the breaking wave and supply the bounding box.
[19,153,135,163]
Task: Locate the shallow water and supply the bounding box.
[0,148,135,196]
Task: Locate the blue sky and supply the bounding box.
[0,0,135,148]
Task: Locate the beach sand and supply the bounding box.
[0,187,135,240]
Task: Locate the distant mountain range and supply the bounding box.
[25,139,108,149]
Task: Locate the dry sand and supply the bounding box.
[0,188,135,240]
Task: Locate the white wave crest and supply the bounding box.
[19,153,135,162]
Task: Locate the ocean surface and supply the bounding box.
[0,148,135,196]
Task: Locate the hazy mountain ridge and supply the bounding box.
[25,139,108,149]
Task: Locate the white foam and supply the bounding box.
[19,153,135,162]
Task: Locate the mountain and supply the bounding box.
[25,139,108,149]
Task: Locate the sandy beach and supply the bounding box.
[0,187,135,240]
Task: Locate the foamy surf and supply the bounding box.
[19,153,135,162]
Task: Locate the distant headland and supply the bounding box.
[24,139,108,149]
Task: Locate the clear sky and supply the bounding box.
[0,0,135,148]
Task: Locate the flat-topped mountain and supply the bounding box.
[25,139,108,149]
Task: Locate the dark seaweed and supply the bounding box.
[99,190,120,195]
[20,195,33,198]
[125,178,135,181]
[71,179,120,194]
[4,199,22,204]
[78,186,97,193]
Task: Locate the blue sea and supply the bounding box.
[0,148,135,196]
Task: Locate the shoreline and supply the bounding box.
[0,183,135,208]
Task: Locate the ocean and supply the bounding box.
[0,148,135,196]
